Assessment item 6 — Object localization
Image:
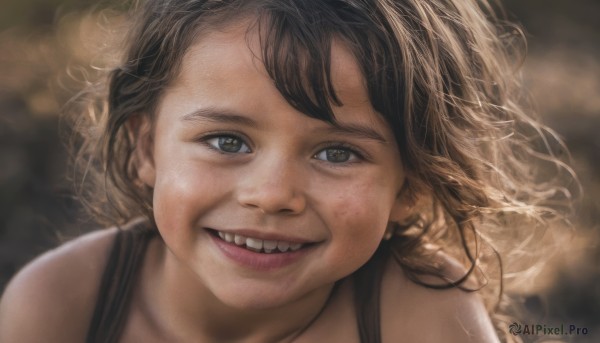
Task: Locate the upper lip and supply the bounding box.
[208,228,318,244]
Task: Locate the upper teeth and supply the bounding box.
[217,231,303,253]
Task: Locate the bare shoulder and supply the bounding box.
[380,253,500,343]
[0,227,119,342]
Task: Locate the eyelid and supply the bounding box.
[314,141,370,162]
[195,130,251,143]
[196,131,253,153]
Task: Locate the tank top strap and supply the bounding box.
[86,221,157,343]
[354,241,390,343]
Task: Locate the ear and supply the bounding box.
[127,114,156,188]
[388,180,415,225]
[388,176,429,225]
[385,179,426,240]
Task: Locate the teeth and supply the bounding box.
[245,237,263,250]
[234,235,245,245]
[216,231,305,253]
[263,240,277,250]
[277,241,290,252]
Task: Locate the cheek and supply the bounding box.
[326,180,394,257]
[331,178,393,224]
[151,161,231,237]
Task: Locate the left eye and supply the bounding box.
[206,136,251,153]
[314,148,356,163]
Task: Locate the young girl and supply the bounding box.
[0,0,574,342]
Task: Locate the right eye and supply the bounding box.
[205,135,252,154]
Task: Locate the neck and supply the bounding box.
[145,241,336,342]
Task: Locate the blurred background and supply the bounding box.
[0,0,598,341]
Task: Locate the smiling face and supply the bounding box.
[138,22,407,310]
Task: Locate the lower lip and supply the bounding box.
[209,232,313,271]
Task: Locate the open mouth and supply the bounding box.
[207,229,310,254]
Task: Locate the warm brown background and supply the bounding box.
[0,1,598,342]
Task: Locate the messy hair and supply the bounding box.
[68,0,576,342]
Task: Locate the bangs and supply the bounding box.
[253,1,361,123]
[244,0,405,145]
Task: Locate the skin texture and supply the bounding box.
[0,22,500,343]
[133,23,407,341]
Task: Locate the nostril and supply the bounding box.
[278,208,295,214]
[238,191,306,215]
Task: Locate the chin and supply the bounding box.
[215,288,294,311]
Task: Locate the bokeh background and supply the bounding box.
[0,0,598,341]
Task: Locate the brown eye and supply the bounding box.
[206,136,251,153]
[314,148,355,163]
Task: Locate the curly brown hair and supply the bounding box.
[67,1,577,341]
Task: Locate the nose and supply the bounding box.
[236,155,306,215]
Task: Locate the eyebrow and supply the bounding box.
[182,107,387,143]
[181,107,258,127]
[322,122,388,144]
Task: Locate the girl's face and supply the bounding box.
[139,23,407,310]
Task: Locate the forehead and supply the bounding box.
[175,21,370,111]
[158,18,396,145]
[156,19,399,155]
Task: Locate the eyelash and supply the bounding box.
[198,132,253,154]
[196,133,367,164]
[313,142,366,164]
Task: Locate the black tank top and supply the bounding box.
[86,222,386,343]
[86,222,156,343]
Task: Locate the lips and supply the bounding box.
[207,228,317,270]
